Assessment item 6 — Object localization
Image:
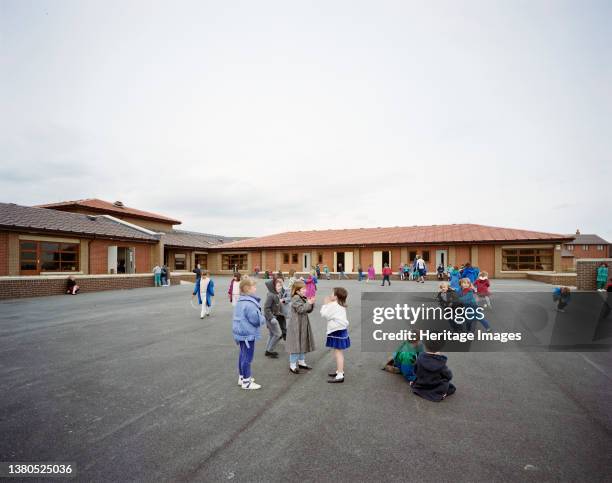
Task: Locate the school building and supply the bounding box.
[214,224,577,279]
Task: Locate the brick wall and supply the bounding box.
[566,245,610,259]
[89,240,153,274]
[0,232,8,276]
[0,274,183,300]
[526,272,577,286]
[576,258,612,291]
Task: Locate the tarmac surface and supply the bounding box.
[1,277,611,482]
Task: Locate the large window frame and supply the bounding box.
[222,253,248,271]
[502,247,553,271]
[20,239,80,274]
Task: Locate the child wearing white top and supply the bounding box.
[320,287,350,383]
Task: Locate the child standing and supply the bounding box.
[358,265,364,281]
[195,270,215,318]
[263,278,285,358]
[449,266,461,292]
[232,277,266,390]
[367,264,375,283]
[411,337,456,402]
[597,263,609,291]
[474,271,492,308]
[228,273,241,306]
[399,264,405,281]
[286,280,316,374]
[323,265,331,280]
[436,264,445,280]
[436,282,459,331]
[320,287,350,383]
[153,264,162,287]
[381,263,392,286]
[403,263,410,281]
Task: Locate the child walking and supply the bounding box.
[195,270,215,318]
[287,280,316,374]
[232,277,266,390]
[320,287,350,383]
[228,273,241,306]
[474,271,492,308]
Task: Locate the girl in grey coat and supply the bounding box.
[286,280,316,374]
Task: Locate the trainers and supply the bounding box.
[241,380,261,390]
[265,351,279,358]
[238,376,255,386]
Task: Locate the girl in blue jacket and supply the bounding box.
[232,277,266,390]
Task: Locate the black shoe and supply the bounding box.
[289,367,300,374]
[265,351,279,358]
[298,364,312,370]
[328,377,344,383]
[328,372,338,377]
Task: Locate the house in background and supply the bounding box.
[561,229,610,271]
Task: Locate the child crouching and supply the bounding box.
[232,277,266,390]
[411,336,456,402]
[320,287,350,383]
[383,332,423,382]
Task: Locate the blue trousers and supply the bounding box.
[238,341,255,378]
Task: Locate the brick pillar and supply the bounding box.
[576,258,612,290]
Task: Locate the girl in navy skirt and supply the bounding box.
[320,287,350,383]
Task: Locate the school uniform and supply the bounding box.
[321,301,351,350]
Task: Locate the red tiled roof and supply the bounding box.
[36,199,181,225]
[216,224,573,249]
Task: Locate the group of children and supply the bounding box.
[229,272,351,390]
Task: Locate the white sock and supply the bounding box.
[298,360,306,366]
[336,372,344,379]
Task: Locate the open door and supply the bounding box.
[373,251,383,273]
[107,246,118,274]
[303,253,311,272]
[344,252,354,272]
[127,247,135,274]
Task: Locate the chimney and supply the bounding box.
[113,201,124,208]
[575,229,580,235]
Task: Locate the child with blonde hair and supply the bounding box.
[474,270,492,308]
[232,277,266,390]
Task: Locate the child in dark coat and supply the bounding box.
[411,337,456,402]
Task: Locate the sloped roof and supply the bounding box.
[216,224,573,249]
[0,202,159,242]
[162,229,244,249]
[565,234,609,245]
[36,198,181,225]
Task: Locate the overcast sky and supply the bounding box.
[1,1,610,240]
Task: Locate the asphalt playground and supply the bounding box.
[1,277,611,482]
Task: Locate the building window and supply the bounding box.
[222,253,248,271]
[502,248,553,271]
[409,251,417,261]
[20,240,79,273]
[566,245,574,251]
[318,252,323,264]
[597,245,604,251]
[291,253,298,264]
[582,245,589,251]
[422,250,430,262]
[174,254,186,270]
[195,253,207,269]
[283,253,289,264]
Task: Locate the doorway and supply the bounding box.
[117,247,135,274]
[436,250,447,269]
[303,253,311,272]
[373,250,391,272]
[335,252,345,272]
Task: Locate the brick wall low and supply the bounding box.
[576,258,612,291]
[526,272,577,286]
[0,274,182,300]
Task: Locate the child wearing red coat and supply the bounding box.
[474,271,492,308]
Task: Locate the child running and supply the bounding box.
[194,270,215,318]
[457,278,490,332]
[474,271,492,308]
[449,265,461,291]
[287,280,316,374]
[320,287,350,383]
[411,335,456,402]
[232,277,266,390]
